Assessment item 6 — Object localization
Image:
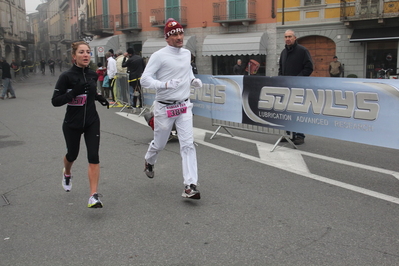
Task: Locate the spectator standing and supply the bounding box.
[96,62,107,97]
[51,41,109,208]
[115,50,126,74]
[0,57,16,99]
[233,59,242,75]
[191,54,198,74]
[122,47,145,111]
[108,49,115,59]
[48,58,55,75]
[329,56,342,77]
[278,29,313,145]
[10,60,19,79]
[21,59,28,78]
[27,59,33,73]
[106,51,117,101]
[57,58,63,72]
[40,59,46,75]
[141,18,203,199]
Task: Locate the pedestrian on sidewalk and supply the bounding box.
[0,57,16,100]
[51,41,109,208]
[141,18,203,199]
[278,29,313,145]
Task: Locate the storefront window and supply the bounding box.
[211,55,266,75]
[366,41,398,78]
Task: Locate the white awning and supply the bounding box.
[17,45,26,50]
[89,35,120,54]
[142,36,196,57]
[202,32,267,56]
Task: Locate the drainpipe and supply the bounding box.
[272,0,276,18]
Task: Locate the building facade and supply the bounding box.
[0,0,34,63]
[277,0,399,78]
[26,0,399,78]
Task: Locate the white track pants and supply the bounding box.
[145,100,198,186]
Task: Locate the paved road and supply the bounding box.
[1,72,398,265]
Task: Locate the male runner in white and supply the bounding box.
[141,18,202,199]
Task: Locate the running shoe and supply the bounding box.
[88,193,103,208]
[62,168,72,192]
[144,161,154,178]
[182,184,201,199]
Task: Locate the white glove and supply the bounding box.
[191,78,203,89]
[165,79,181,90]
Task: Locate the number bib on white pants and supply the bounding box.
[165,102,187,118]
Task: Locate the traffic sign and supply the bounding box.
[97,46,104,57]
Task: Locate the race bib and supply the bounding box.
[68,94,87,106]
[166,102,187,118]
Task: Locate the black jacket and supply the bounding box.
[278,41,313,76]
[51,64,100,128]
[122,55,145,81]
[1,61,12,79]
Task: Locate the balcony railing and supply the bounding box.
[116,11,142,31]
[50,34,62,43]
[86,14,114,35]
[19,31,34,43]
[341,0,399,21]
[60,33,72,44]
[150,6,187,27]
[213,0,256,23]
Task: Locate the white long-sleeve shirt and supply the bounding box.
[107,57,117,79]
[141,45,195,102]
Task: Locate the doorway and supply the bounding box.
[298,36,336,77]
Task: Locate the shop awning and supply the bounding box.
[141,36,196,57]
[350,27,399,42]
[202,32,267,56]
[89,35,120,55]
[17,45,26,50]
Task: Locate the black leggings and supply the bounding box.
[63,120,100,164]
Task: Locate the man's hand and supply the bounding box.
[165,79,181,90]
[191,78,202,89]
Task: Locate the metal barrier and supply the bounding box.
[113,73,130,111]
[211,119,296,152]
[113,72,148,116]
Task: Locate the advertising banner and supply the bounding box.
[242,76,399,149]
[142,75,399,149]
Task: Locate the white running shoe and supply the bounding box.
[88,193,103,208]
[62,168,72,192]
[182,184,201,199]
[144,161,154,178]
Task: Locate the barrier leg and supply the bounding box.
[138,106,148,117]
[270,135,297,152]
[210,126,234,139]
[120,104,128,112]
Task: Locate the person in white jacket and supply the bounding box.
[140,18,203,199]
[106,52,117,101]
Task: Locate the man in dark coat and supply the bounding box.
[278,29,313,145]
[122,47,145,110]
[0,58,16,99]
